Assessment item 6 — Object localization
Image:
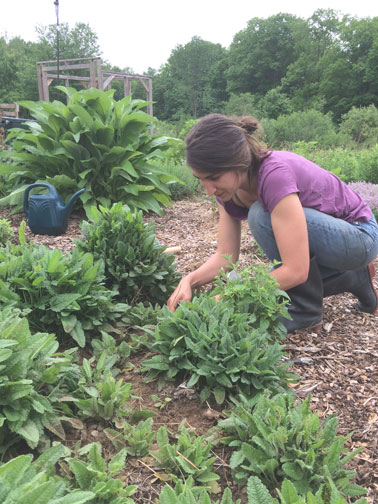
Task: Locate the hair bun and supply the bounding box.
[236,116,260,134]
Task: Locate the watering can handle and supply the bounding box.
[23,183,54,214]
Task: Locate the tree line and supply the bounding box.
[1,9,378,125]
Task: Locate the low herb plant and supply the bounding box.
[0,228,122,347]
[142,294,296,405]
[218,393,367,498]
[91,331,131,377]
[0,308,80,454]
[105,417,155,457]
[0,217,13,246]
[72,355,136,423]
[66,442,137,503]
[212,261,290,342]
[0,444,95,504]
[151,421,220,490]
[76,202,181,305]
[159,483,238,504]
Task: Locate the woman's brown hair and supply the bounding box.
[185,114,270,181]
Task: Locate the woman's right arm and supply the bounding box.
[167,203,241,311]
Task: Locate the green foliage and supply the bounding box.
[0,444,95,504]
[90,331,131,376]
[213,262,290,341]
[0,232,120,347]
[158,482,239,503]
[0,217,13,245]
[0,308,79,453]
[338,105,378,147]
[105,417,155,456]
[142,266,296,404]
[0,87,180,216]
[66,442,137,503]
[72,355,135,422]
[262,110,338,149]
[149,158,199,200]
[218,393,366,497]
[76,203,181,305]
[151,422,219,488]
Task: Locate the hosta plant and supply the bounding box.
[0,444,95,504]
[0,308,80,453]
[218,393,367,498]
[0,228,122,347]
[141,294,296,404]
[76,202,180,305]
[151,421,220,489]
[0,86,180,216]
[66,442,137,503]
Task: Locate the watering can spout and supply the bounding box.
[63,188,86,218]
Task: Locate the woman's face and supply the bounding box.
[192,168,241,202]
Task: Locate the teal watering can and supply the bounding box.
[24,183,85,235]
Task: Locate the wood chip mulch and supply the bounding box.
[1,197,377,502]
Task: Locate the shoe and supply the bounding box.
[281,256,323,333]
[323,262,378,315]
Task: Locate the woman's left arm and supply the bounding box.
[269,193,310,290]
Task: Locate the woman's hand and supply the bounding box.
[167,277,193,311]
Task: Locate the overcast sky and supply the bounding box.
[1,0,377,74]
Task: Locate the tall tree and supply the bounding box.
[225,13,306,96]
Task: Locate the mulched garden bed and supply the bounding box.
[1,196,377,502]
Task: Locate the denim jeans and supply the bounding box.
[248,201,378,280]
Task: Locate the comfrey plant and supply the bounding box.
[348,181,378,218]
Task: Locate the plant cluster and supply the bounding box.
[152,422,220,489]
[76,202,180,305]
[0,87,180,216]
[0,217,13,246]
[0,308,79,453]
[142,264,295,404]
[0,234,120,347]
[218,393,366,498]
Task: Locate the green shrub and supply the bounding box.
[263,110,338,149]
[338,105,378,147]
[0,87,180,216]
[76,202,181,305]
[218,393,366,498]
[0,228,121,347]
[0,308,80,453]
[150,158,199,200]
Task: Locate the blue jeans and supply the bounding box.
[248,201,378,279]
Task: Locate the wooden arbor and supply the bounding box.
[36,57,153,115]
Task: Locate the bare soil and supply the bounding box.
[1,197,377,503]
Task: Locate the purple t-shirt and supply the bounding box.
[218,151,372,223]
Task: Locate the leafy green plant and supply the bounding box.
[151,421,220,489]
[105,417,155,456]
[159,482,239,503]
[0,444,95,504]
[91,331,131,376]
[213,261,289,342]
[0,231,122,347]
[141,294,296,405]
[0,308,80,453]
[72,355,135,423]
[246,476,368,504]
[76,202,181,305]
[66,442,137,503]
[218,393,367,498]
[0,87,180,216]
[0,217,13,245]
